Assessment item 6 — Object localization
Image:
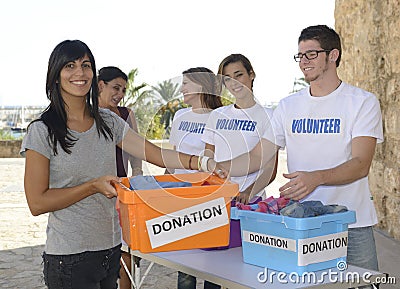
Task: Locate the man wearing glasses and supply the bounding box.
[213,25,383,272]
[277,25,383,271]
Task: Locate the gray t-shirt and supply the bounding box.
[21,108,128,255]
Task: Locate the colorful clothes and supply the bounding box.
[236,196,290,214]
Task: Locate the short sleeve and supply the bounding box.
[20,121,53,158]
[353,94,384,143]
[262,102,285,148]
[100,108,129,145]
[169,108,184,146]
[201,110,218,146]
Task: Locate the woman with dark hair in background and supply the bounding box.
[98,66,142,289]
[98,66,143,177]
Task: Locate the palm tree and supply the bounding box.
[152,80,182,137]
[134,93,166,139]
[152,79,180,103]
[122,68,150,107]
[122,68,162,137]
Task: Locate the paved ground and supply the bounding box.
[0,155,399,288]
[0,159,180,289]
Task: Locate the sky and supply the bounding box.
[0,0,335,107]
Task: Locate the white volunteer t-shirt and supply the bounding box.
[263,82,383,228]
[169,107,210,174]
[202,103,273,192]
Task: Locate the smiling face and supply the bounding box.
[298,39,331,83]
[222,61,254,100]
[59,55,93,99]
[98,77,127,109]
[180,75,203,108]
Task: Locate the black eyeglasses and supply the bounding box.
[293,50,332,62]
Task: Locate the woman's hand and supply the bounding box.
[207,158,228,179]
[90,175,121,199]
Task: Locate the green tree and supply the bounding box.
[143,113,166,140]
[122,68,150,107]
[152,79,180,103]
[134,92,167,140]
[122,68,165,138]
[152,80,182,138]
[0,129,15,140]
[220,87,235,106]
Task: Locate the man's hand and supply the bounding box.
[279,171,322,200]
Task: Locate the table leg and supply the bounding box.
[133,256,141,289]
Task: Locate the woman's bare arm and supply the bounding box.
[24,150,119,216]
[118,129,196,171]
[213,138,279,177]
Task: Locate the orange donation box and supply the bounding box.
[115,172,239,253]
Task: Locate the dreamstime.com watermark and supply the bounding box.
[257,261,397,286]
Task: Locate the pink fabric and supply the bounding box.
[236,196,290,215]
[236,203,253,210]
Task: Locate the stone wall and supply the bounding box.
[0,140,22,158]
[335,0,400,240]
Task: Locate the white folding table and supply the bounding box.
[126,247,385,289]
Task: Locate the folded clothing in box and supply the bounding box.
[129,175,192,190]
[116,173,239,253]
[232,205,356,275]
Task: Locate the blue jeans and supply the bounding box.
[178,272,221,289]
[42,244,121,289]
[347,226,379,271]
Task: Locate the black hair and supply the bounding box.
[30,40,113,155]
[98,66,128,82]
[298,25,342,67]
